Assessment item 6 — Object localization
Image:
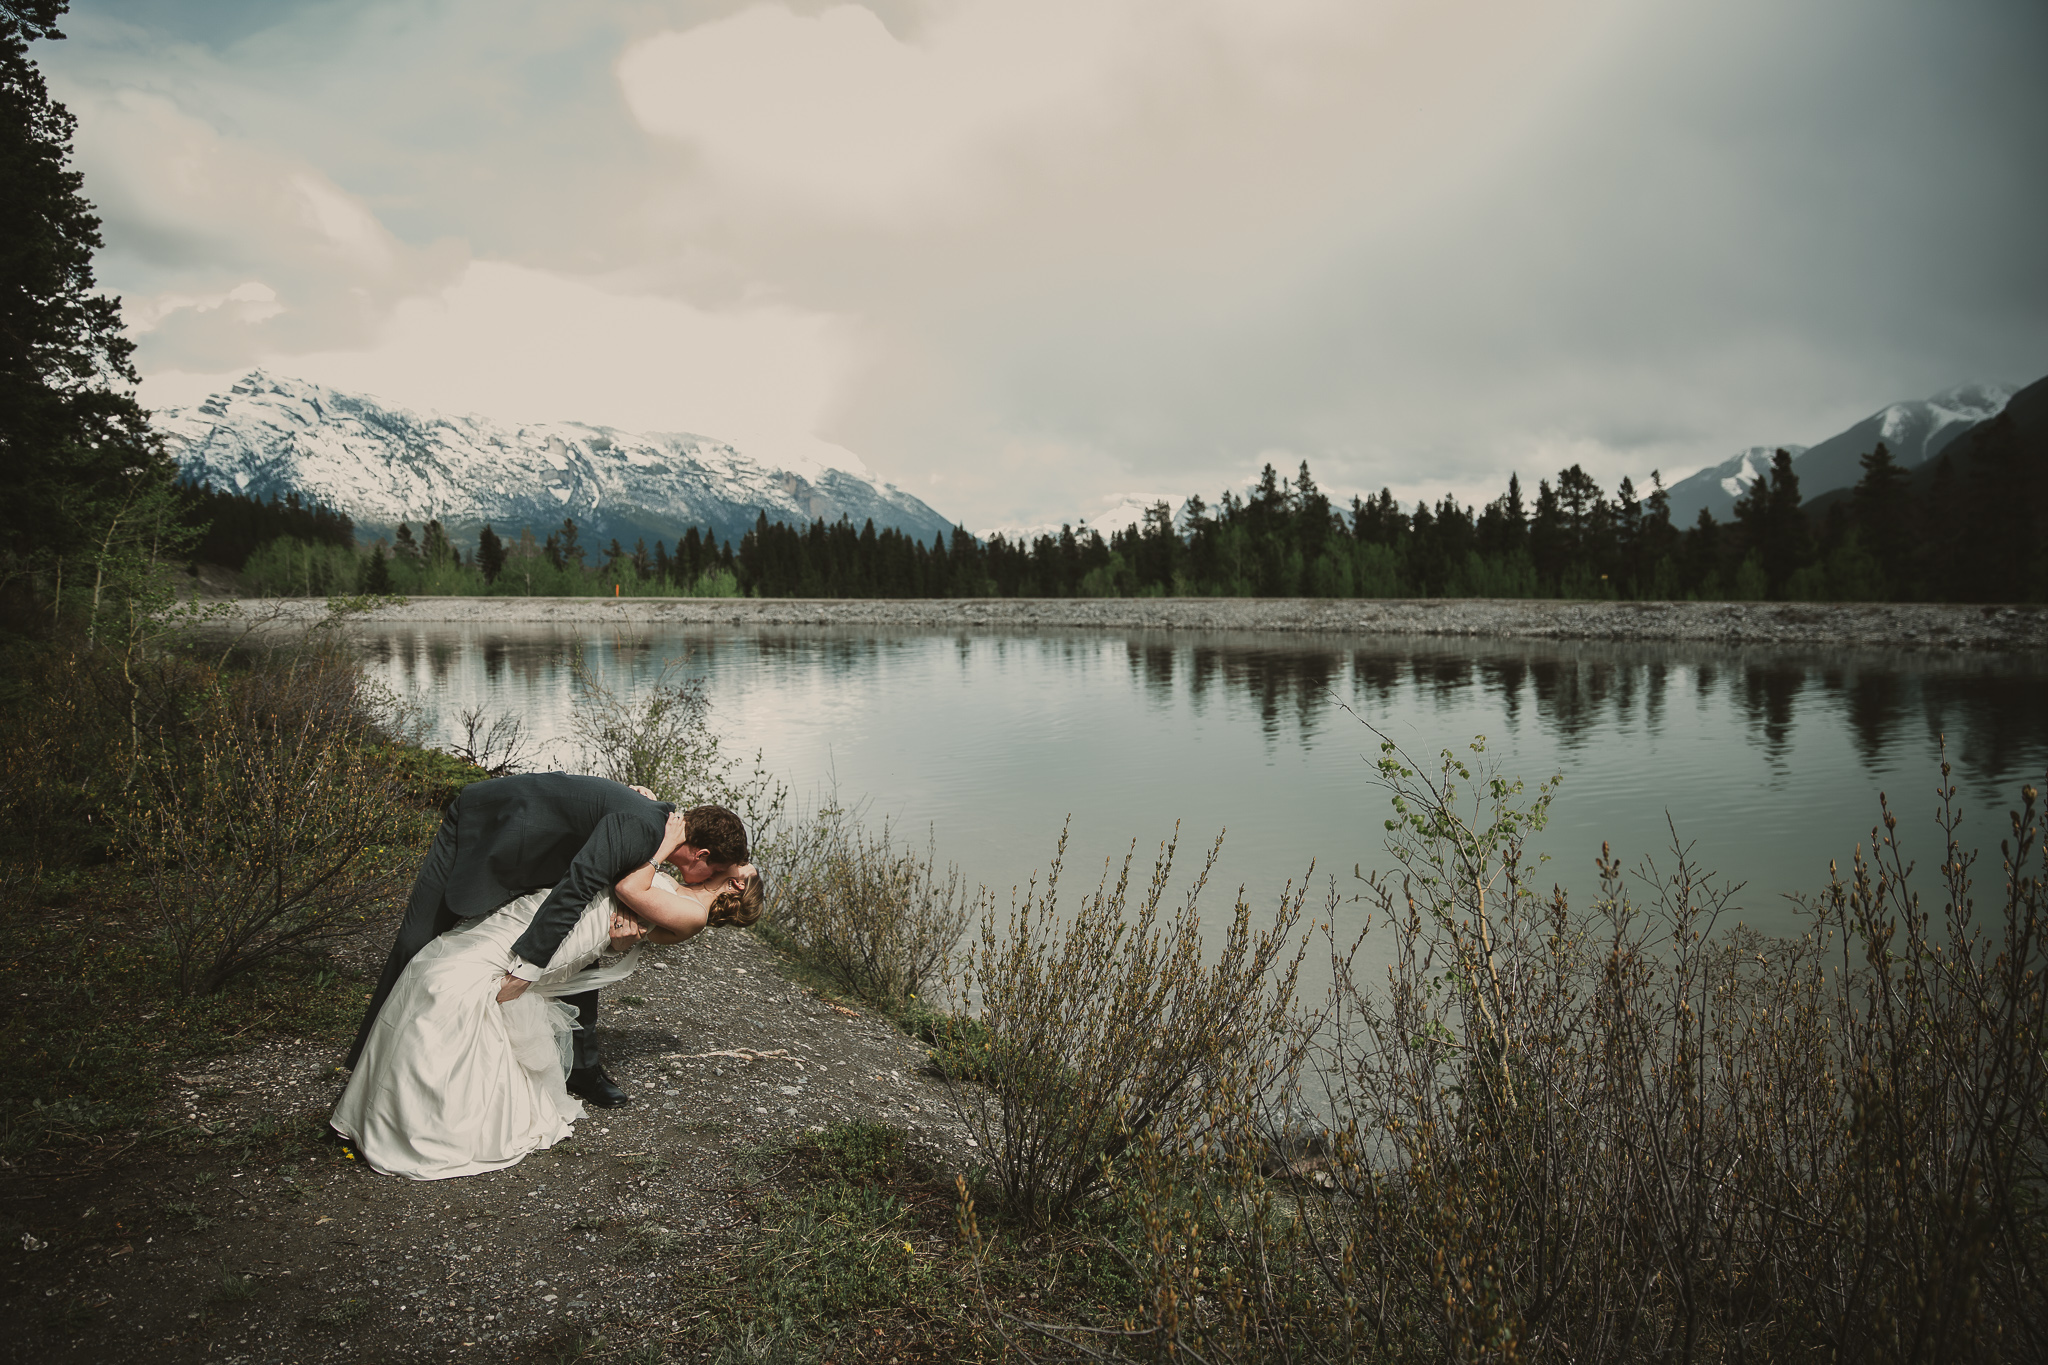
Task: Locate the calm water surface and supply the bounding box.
[354,625,2048,945]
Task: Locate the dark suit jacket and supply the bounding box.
[345,773,671,1068]
[446,772,674,969]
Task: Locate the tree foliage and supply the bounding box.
[0,1,177,607]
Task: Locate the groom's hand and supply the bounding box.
[496,975,531,1003]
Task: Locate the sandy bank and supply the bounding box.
[211,595,2048,651]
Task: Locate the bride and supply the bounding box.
[332,819,760,1181]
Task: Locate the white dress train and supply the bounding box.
[331,888,645,1180]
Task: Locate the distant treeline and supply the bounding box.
[233,514,746,599]
[179,484,355,569]
[203,406,2045,602]
[734,429,2044,603]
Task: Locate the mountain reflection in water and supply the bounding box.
[352,625,2048,945]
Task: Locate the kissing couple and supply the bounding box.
[330,772,762,1180]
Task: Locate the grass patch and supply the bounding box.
[702,1122,985,1356]
[211,1266,259,1306]
[613,1222,691,1259]
[160,1199,217,1234]
[302,1296,369,1330]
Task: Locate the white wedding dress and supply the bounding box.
[331,887,647,1181]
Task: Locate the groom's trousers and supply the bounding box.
[347,808,610,1072]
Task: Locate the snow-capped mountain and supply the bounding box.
[156,371,960,550]
[1663,381,2014,525]
[982,494,1192,545]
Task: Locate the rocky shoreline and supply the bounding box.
[215,595,2048,651]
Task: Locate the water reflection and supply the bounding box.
[346,623,2048,935]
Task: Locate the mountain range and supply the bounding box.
[156,371,959,551]
[159,370,2036,557]
[1660,381,2016,525]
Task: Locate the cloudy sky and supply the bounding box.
[38,0,2048,532]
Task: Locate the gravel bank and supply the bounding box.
[218,595,2048,651]
[0,924,966,1363]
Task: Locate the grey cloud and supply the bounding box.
[880,0,2046,520]
[45,0,2048,530]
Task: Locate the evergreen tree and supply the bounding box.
[2,0,178,604]
[392,522,422,567]
[631,538,651,581]
[1528,479,1566,589]
[1476,474,1528,561]
[1351,489,1407,546]
[1555,464,1603,585]
[422,518,455,568]
[1640,472,1679,592]
[1613,476,1643,594]
[476,524,505,584]
[1293,462,1333,563]
[652,538,670,585]
[1920,454,1967,601]
[1682,508,1723,595]
[1850,443,1912,598]
[1758,449,1812,596]
[558,517,585,570]
[357,542,392,594]
[1135,500,1178,590]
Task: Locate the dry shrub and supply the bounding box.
[570,645,787,850]
[1,613,386,857]
[767,801,982,1012]
[445,702,537,775]
[949,827,1307,1229]
[117,696,410,995]
[1011,736,2048,1364]
[571,647,714,797]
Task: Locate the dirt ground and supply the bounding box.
[0,923,974,1364]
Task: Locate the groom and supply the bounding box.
[346,773,749,1107]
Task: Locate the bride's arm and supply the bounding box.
[612,866,720,943]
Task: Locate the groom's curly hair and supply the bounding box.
[683,804,748,864]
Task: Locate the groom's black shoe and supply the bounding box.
[568,1066,630,1108]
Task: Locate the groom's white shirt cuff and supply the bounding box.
[505,955,545,982]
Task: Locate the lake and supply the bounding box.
[352,623,2048,946]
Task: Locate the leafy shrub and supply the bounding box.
[948,826,1307,1228]
[116,696,411,995]
[571,644,787,850]
[996,736,2048,1364]
[767,802,982,1014]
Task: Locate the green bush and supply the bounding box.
[239,536,360,597]
[115,695,411,995]
[987,736,2048,1364]
[766,803,983,1015]
[949,826,1307,1229]
[573,646,787,846]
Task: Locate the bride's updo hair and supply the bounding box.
[707,873,764,928]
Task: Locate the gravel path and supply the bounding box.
[1,926,967,1364]
[214,596,2048,651]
